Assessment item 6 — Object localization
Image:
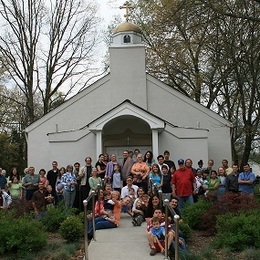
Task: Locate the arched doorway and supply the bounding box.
[103,115,152,161]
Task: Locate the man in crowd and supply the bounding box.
[226,164,239,193]
[22,166,40,200]
[222,159,233,175]
[185,158,196,176]
[238,163,255,196]
[0,168,7,190]
[79,157,92,210]
[121,150,134,186]
[47,161,59,204]
[121,176,138,199]
[171,159,196,209]
[163,150,176,172]
[73,162,81,209]
[157,155,165,171]
[204,159,214,177]
[32,181,53,219]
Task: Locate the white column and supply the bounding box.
[96,131,102,159]
[152,129,159,159]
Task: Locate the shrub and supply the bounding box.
[198,192,260,235]
[0,212,47,257]
[214,209,260,251]
[59,216,84,243]
[179,222,192,240]
[40,204,77,232]
[182,198,212,229]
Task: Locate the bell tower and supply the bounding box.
[109,2,147,109]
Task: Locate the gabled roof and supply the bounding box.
[87,99,166,131]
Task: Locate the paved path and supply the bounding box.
[88,213,165,260]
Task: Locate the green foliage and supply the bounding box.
[179,221,192,240]
[0,130,26,174]
[214,209,260,251]
[182,198,212,229]
[240,248,260,260]
[0,211,46,257]
[40,203,77,232]
[59,216,84,243]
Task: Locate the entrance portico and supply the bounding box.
[87,100,165,159]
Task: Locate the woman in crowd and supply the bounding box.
[88,168,102,193]
[217,167,226,199]
[145,194,162,223]
[149,164,162,186]
[205,170,220,199]
[8,167,21,182]
[8,176,22,203]
[87,189,104,220]
[39,169,49,188]
[87,191,131,239]
[132,187,148,210]
[143,151,155,168]
[55,166,65,204]
[105,154,119,183]
[95,154,107,179]
[61,165,78,208]
[131,153,150,192]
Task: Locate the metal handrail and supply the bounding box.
[83,189,96,260]
[163,199,180,260]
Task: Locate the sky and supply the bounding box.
[96,0,127,25]
[94,0,127,59]
[67,0,127,94]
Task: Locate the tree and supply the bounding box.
[131,0,260,164]
[0,0,100,124]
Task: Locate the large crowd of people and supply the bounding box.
[0,149,257,256]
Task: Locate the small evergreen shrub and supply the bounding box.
[0,212,46,256]
[182,198,212,229]
[214,209,260,251]
[179,222,192,240]
[40,204,68,232]
[59,216,84,243]
[40,204,77,232]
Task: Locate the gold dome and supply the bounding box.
[114,22,141,34]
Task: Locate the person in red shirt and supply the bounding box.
[171,159,196,209]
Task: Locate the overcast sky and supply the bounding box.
[96,0,126,25]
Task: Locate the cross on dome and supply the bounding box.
[119,1,134,22]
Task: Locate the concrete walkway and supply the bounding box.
[88,213,165,260]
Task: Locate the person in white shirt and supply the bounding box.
[120,176,138,199]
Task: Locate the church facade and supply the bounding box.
[25,22,232,169]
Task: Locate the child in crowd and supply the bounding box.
[148,217,166,255]
[147,208,165,231]
[132,199,145,226]
[128,187,136,209]
[141,194,149,208]
[102,190,115,220]
[147,209,174,255]
[112,164,123,193]
[45,185,55,208]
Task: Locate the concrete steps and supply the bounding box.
[88,213,165,260]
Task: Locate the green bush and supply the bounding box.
[179,221,192,240]
[214,209,260,251]
[40,204,76,232]
[182,198,212,229]
[0,212,46,257]
[59,216,84,243]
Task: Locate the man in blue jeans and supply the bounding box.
[171,159,196,209]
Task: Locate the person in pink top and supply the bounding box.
[171,159,196,209]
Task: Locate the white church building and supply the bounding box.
[25,21,232,170]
